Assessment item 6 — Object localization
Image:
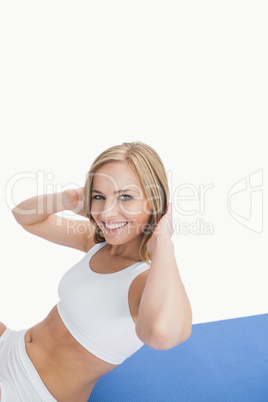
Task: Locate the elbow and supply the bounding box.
[11,207,30,227]
[153,309,193,350]
[177,324,192,344]
[153,325,192,350]
[11,207,22,224]
[136,306,193,350]
[137,323,192,351]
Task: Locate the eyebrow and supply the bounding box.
[92,189,138,195]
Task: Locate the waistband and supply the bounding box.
[0,328,57,402]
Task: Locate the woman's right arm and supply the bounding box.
[11,188,95,252]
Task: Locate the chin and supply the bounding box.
[103,236,126,245]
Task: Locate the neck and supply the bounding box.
[106,234,143,261]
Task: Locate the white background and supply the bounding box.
[0,1,267,330]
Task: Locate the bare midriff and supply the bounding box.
[24,305,119,402]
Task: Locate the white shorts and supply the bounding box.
[0,327,57,402]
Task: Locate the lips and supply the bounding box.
[102,221,129,233]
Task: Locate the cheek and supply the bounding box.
[141,213,152,227]
[119,200,150,216]
[90,201,102,217]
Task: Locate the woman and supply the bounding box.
[0,141,192,401]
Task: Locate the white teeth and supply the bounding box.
[105,222,127,229]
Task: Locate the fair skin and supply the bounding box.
[90,162,152,263]
[0,161,192,401]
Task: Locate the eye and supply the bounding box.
[119,194,133,201]
[92,194,133,201]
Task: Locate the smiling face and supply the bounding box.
[90,162,152,245]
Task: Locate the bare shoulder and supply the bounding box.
[0,322,7,337]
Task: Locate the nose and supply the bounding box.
[100,198,120,221]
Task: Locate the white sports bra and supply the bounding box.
[57,241,150,365]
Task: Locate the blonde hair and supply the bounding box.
[83,141,170,264]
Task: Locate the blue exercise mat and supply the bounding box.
[89,313,268,401]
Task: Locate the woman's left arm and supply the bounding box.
[136,203,192,350]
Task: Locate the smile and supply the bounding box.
[102,221,129,232]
